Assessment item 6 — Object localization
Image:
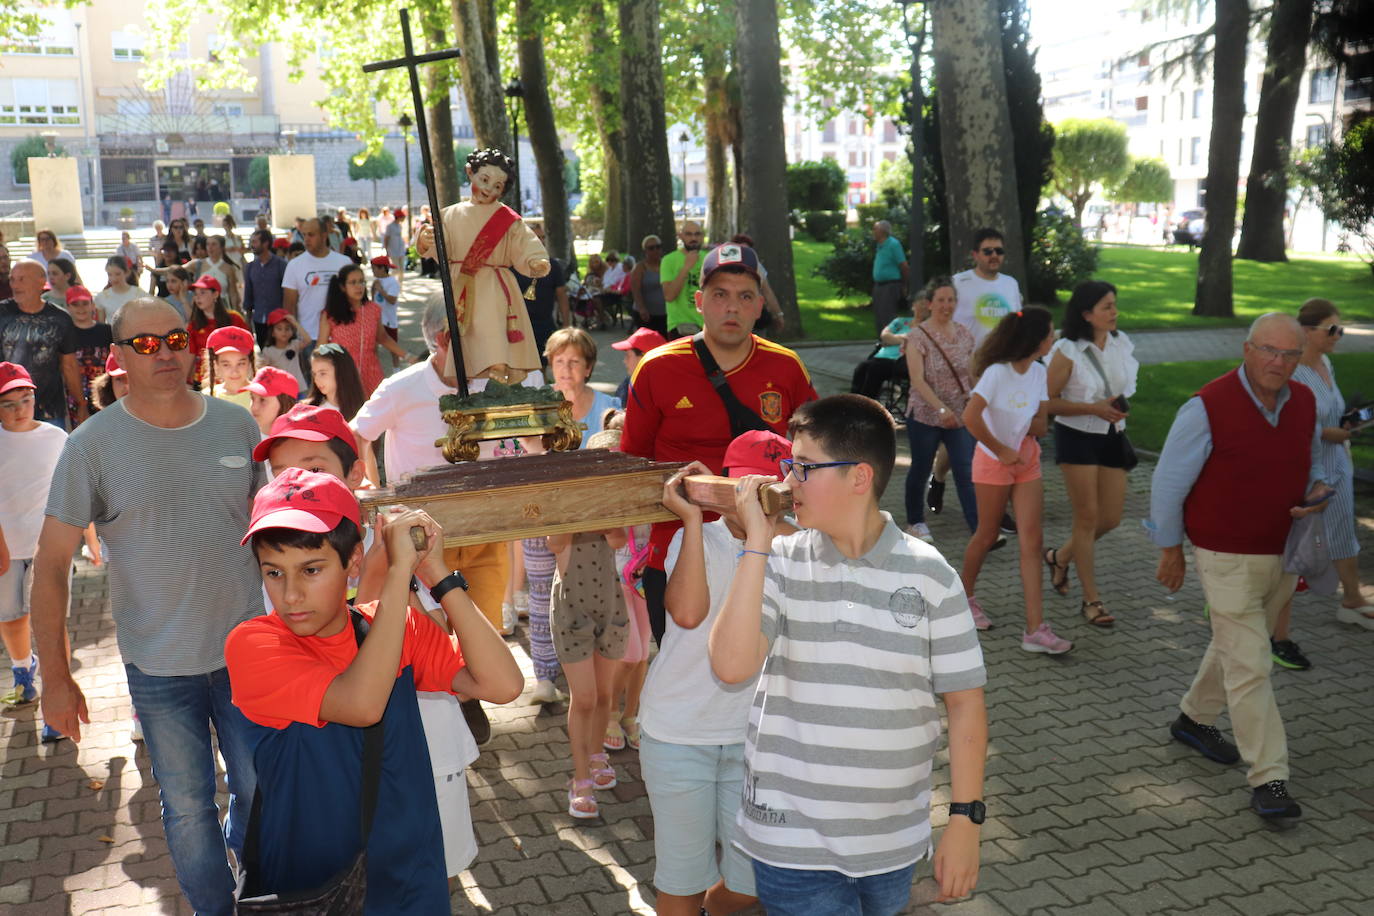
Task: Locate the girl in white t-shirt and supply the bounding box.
[961,307,1071,656]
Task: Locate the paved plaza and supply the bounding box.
[2,277,1373,914]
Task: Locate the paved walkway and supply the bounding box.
[4,278,1374,914]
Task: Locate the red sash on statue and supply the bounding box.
[449,204,523,340]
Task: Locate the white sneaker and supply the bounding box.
[530,679,564,704]
[906,522,934,543]
[131,716,144,743]
[500,603,517,636]
[514,589,530,619]
[1336,605,1374,630]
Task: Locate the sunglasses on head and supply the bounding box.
[980,246,1005,256]
[117,329,191,355]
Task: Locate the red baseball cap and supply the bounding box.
[252,402,354,462]
[344,237,357,247]
[611,327,668,353]
[104,353,127,378]
[245,366,299,399]
[0,361,36,395]
[242,467,362,544]
[272,238,290,250]
[369,255,394,269]
[266,308,292,327]
[723,430,791,480]
[65,286,94,305]
[189,275,221,293]
[206,325,256,355]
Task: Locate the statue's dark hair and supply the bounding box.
[466,148,516,184]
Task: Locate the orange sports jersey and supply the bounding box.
[224,601,466,731]
[620,334,815,566]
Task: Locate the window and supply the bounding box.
[1192,89,1204,118]
[2,9,76,56]
[1308,67,1336,104]
[883,150,897,162]
[847,151,858,167]
[882,119,897,143]
[1177,138,1184,166]
[1135,96,1149,111]
[822,119,836,143]
[1306,123,1328,148]
[112,31,144,61]
[1190,136,1202,165]
[1177,92,1185,120]
[847,119,858,136]
[212,104,244,117]
[0,78,80,126]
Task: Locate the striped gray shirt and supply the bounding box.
[46,397,265,676]
[737,513,986,877]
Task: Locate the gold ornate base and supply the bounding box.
[435,400,583,463]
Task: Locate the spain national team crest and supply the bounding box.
[758,390,782,424]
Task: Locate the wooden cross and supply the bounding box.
[363,8,470,397]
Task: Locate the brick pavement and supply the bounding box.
[3,282,1374,914]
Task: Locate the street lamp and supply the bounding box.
[678,130,690,217]
[398,113,413,228]
[504,78,524,212]
[896,0,926,298]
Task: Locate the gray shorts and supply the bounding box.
[0,558,33,623]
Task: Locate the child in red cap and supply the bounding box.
[63,286,112,419]
[258,307,309,394]
[204,325,258,409]
[244,366,300,436]
[225,468,521,909]
[188,275,249,386]
[368,256,401,363]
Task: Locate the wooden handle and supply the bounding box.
[681,474,793,516]
[409,526,429,552]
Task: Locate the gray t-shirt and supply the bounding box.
[47,396,265,675]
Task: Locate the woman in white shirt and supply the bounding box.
[1044,281,1139,628]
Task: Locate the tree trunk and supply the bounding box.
[1195,0,1249,317]
[583,5,627,253]
[618,0,676,258]
[735,0,799,336]
[516,0,574,267]
[449,0,511,153]
[1236,0,1313,263]
[424,25,462,209]
[702,37,736,243]
[931,0,1025,285]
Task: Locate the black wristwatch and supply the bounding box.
[428,570,469,604]
[949,801,986,825]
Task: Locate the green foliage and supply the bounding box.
[813,229,878,298]
[9,135,64,184]
[1050,118,1131,221]
[246,156,271,195]
[349,148,401,183]
[873,157,912,207]
[855,202,888,226]
[1111,157,1174,205]
[1027,208,1099,303]
[1306,117,1374,273]
[575,141,606,222]
[417,143,475,189]
[803,210,848,242]
[787,159,847,212]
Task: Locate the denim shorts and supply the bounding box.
[639,732,755,897]
[751,859,917,916]
[0,557,33,623]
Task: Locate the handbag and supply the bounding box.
[692,333,772,438]
[235,609,383,915]
[1080,345,1138,471]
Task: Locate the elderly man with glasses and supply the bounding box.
[1147,311,1332,826]
[30,297,265,915]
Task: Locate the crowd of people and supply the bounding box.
[0,208,1368,916]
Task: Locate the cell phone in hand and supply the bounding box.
[1111,394,1130,413]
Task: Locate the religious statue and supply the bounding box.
[415,148,549,385]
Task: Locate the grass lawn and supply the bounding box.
[788,238,1372,341]
[1129,353,1374,469]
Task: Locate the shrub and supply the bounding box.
[815,201,951,299]
[803,209,847,242]
[787,159,846,211]
[854,202,887,227]
[10,135,64,185]
[1028,207,1099,304]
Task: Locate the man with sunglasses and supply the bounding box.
[661,220,706,336]
[952,227,1023,343]
[31,298,266,915]
[870,219,910,336]
[0,260,87,429]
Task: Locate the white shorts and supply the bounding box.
[435,768,477,876]
[416,692,480,877]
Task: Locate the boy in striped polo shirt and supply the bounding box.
[710,393,989,915]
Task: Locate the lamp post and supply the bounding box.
[1306,111,1331,252]
[504,78,524,212]
[897,0,926,298]
[678,130,690,217]
[399,113,413,227]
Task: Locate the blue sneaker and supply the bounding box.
[2,655,38,707]
[40,724,66,743]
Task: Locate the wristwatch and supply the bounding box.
[949,801,986,824]
[428,570,469,604]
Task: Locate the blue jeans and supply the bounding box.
[905,419,978,531]
[752,860,917,916]
[125,664,265,916]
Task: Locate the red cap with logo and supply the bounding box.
[244,366,299,400]
[206,325,256,355]
[242,467,362,544]
[722,430,791,480]
[0,361,36,395]
[65,286,94,305]
[252,402,354,462]
[610,327,668,353]
[104,353,127,378]
[189,275,221,293]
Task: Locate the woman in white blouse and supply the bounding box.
[1044,280,1139,627]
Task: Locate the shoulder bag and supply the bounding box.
[692,332,771,438]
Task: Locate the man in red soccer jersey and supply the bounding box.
[621,242,816,643]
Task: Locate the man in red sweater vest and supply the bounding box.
[1147,313,1331,824]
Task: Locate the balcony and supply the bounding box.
[96,113,281,139]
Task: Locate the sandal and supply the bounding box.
[1044,549,1072,596]
[602,720,626,752]
[589,752,617,790]
[567,778,599,819]
[621,716,641,751]
[1081,600,1115,627]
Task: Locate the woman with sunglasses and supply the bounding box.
[186,276,248,387]
[628,234,668,337]
[1270,299,1374,665]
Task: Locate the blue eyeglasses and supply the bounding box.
[779,459,858,482]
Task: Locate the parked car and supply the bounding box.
[1171,209,1205,248]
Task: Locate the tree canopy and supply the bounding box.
[1049,118,1131,225]
[1111,157,1174,206]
